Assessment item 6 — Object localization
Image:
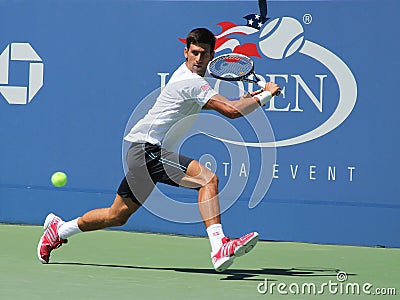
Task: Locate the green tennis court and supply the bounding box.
[1,224,398,299]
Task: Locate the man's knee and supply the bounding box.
[109,208,130,226]
[108,197,138,226]
[196,166,218,188]
[207,173,218,187]
[181,160,219,189]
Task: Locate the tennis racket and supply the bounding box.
[207,53,281,96]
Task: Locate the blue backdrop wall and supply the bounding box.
[0,0,399,247]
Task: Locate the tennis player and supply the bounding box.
[38,28,280,272]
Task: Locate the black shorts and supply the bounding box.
[117,143,194,206]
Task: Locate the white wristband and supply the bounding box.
[255,91,272,106]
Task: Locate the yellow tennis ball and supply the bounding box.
[51,171,67,187]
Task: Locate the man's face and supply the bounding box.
[184,43,214,77]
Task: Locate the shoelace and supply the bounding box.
[54,239,68,249]
[44,238,67,251]
[220,237,240,257]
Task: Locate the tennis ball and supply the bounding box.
[51,171,67,187]
[258,17,304,59]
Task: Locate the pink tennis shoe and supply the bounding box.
[212,232,259,272]
[37,213,68,263]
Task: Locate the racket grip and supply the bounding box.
[257,81,281,96]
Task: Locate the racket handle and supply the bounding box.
[257,81,281,96]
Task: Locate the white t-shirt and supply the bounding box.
[124,62,218,147]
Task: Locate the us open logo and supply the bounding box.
[205,16,358,147]
[170,16,358,148]
[0,43,44,105]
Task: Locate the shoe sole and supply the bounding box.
[234,232,259,257]
[37,213,56,264]
[214,256,234,273]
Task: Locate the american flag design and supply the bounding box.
[179,14,267,58]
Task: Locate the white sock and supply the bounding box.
[206,224,225,253]
[58,218,82,240]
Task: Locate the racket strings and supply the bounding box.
[208,55,253,79]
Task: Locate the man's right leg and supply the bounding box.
[37,194,140,264]
[38,144,155,263]
[77,194,140,232]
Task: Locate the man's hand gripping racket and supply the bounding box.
[207,53,281,103]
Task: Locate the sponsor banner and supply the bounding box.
[0,1,398,246]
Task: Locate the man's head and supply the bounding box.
[185,28,216,51]
[184,28,215,76]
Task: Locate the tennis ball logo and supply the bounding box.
[259,17,304,59]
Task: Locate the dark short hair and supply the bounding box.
[186,28,216,52]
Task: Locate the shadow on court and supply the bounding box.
[50,262,354,281]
